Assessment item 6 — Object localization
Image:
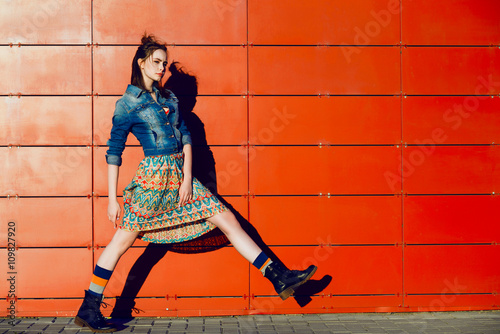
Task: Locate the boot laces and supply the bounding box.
[95,300,112,324]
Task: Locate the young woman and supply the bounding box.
[74,34,317,333]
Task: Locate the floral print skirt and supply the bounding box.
[119,153,228,243]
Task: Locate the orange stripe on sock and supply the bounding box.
[259,258,271,271]
[91,275,109,287]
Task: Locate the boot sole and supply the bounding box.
[74,316,117,333]
[279,265,318,301]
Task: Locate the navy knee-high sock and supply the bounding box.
[252,251,273,275]
[88,265,113,298]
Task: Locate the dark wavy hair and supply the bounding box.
[131,33,167,92]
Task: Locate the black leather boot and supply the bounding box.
[264,262,317,300]
[74,290,117,333]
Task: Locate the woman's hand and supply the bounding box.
[178,179,193,207]
[179,143,193,208]
[108,199,121,228]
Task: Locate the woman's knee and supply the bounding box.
[108,229,138,254]
[208,211,241,234]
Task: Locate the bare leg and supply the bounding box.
[206,210,317,301]
[206,210,262,263]
[75,229,138,332]
[96,229,140,271]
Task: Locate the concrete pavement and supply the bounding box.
[1,310,500,333]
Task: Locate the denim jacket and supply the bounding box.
[105,84,192,166]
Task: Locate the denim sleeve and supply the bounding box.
[105,101,131,166]
[177,110,193,146]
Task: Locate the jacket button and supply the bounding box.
[170,135,174,138]
[166,122,170,125]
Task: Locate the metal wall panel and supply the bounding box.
[403,96,500,145]
[93,46,247,95]
[402,47,500,95]
[0,197,92,247]
[249,96,401,145]
[93,0,246,45]
[405,294,500,310]
[249,246,402,295]
[250,296,403,314]
[249,47,400,95]
[93,247,249,297]
[402,0,500,45]
[193,146,248,196]
[4,248,92,298]
[249,146,401,195]
[188,96,247,146]
[402,146,500,194]
[161,46,248,96]
[91,45,134,96]
[404,195,500,244]
[103,298,169,317]
[0,46,91,95]
[0,96,92,145]
[0,147,92,196]
[248,196,402,245]
[9,299,83,317]
[404,245,500,293]
[0,251,11,308]
[0,0,91,44]
[0,299,8,317]
[249,0,400,45]
[161,298,249,317]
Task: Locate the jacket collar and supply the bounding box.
[125,84,162,99]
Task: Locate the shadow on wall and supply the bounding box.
[110,62,331,318]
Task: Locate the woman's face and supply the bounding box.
[139,49,167,86]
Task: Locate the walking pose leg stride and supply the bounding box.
[75,210,316,332]
[206,210,317,300]
[74,34,317,333]
[75,211,317,332]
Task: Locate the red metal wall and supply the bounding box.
[1,0,499,317]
